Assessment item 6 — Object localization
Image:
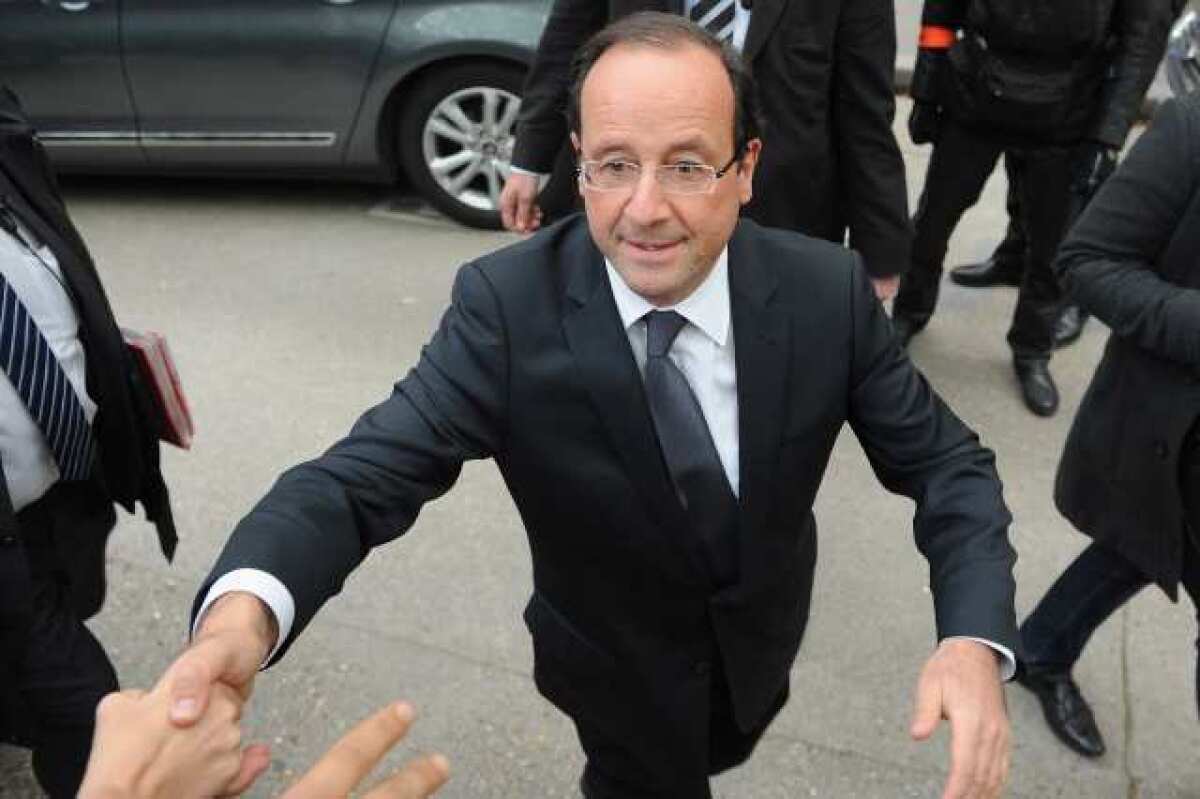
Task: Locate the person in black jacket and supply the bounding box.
[0,86,175,797]
[1014,93,1200,759]
[498,0,913,299]
[893,0,1174,416]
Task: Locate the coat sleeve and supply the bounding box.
[1056,96,1200,369]
[844,252,1017,653]
[833,0,913,278]
[510,0,607,173]
[1089,0,1174,148]
[195,263,511,662]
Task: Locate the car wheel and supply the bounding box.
[400,62,558,230]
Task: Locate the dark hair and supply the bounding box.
[565,11,762,154]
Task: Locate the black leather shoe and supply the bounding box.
[1054,304,1088,348]
[1017,667,1106,758]
[890,314,925,349]
[948,256,1023,288]
[1014,359,1059,417]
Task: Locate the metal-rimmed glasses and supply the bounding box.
[576,149,744,195]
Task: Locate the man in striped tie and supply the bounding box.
[500,0,912,301]
[0,86,176,798]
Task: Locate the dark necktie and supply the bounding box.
[688,0,737,42]
[0,251,95,482]
[643,310,739,585]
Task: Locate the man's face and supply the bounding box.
[573,42,760,308]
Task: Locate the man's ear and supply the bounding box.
[737,138,762,205]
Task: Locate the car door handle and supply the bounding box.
[59,1,92,11]
[321,0,358,5]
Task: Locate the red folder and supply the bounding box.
[122,329,194,450]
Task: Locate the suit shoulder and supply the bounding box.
[737,220,860,290]
[456,214,592,305]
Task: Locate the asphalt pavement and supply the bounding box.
[1,98,1198,799]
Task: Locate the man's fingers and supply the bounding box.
[217,743,272,797]
[363,754,450,799]
[941,714,979,799]
[909,671,942,741]
[499,184,517,230]
[282,702,416,798]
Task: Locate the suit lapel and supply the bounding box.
[727,221,789,589]
[560,233,709,585]
[742,0,787,62]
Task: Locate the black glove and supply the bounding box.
[1070,140,1118,197]
[909,101,941,145]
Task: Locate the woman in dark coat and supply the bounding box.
[1016,93,1200,759]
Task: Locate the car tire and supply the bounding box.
[399,62,570,230]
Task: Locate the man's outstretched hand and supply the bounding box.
[281,702,449,798]
[910,639,1009,799]
[167,591,278,727]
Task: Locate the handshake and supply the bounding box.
[77,592,450,798]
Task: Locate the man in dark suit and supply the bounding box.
[499,0,912,299]
[0,86,176,797]
[163,15,1015,798]
[1015,94,1200,759]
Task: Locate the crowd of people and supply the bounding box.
[2,1,1200,797]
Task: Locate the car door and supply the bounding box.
[120,0,399,170]
[0,0,145,169]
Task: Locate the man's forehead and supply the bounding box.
[579,42,735,140]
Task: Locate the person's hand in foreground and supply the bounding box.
[499,171,543,234]
[166,591,278,729]
[77,680,270,799]
[910,638,1009,798]
[280,701,449,799]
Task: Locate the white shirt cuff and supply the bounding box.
[950,636,1017,682]
[508,165,548,178]
[192,568,296,668]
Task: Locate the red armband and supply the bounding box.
[918,26,956,50]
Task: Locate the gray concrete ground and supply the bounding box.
[2,98,1199,798]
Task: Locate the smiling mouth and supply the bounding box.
[623,239,683,253]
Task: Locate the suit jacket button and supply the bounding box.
[1154,440,1169,460]
[693,661,711,677]
[0,534,17,547]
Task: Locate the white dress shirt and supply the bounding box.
[199,246,1014,679]
[0,218,96,511]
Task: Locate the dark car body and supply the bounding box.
[0,0,553,227]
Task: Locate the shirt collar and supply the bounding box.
[604,248,731,348]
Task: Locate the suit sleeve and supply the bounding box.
[833,0,913,278]
[1056,97,1200,368]
[1090,0,1174,148]
[510,0,607,173]
[844,253,1018,652]
[193,263,510,663]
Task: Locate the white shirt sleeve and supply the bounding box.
[191,568,296,667]
[950,636,1017,682]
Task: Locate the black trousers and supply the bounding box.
[895,120,1074,360]
[992,152,1028,269]
[0,483,118,798]
[577,658,786,799]
[1021,432,1200,718]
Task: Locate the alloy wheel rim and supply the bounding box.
[422,85,521,213]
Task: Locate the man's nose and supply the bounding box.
[622,169,672,226]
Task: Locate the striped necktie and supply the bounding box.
[0,266,95,481]
[689,0,738,43]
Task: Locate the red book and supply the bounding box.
[122,328,194,450]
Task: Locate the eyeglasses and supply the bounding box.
[576,151,743,195]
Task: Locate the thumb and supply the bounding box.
[909,671,943,741]
[160,637,250,726]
